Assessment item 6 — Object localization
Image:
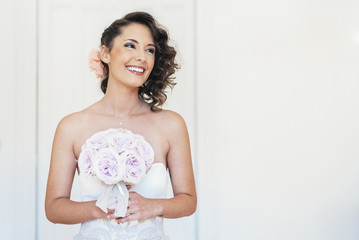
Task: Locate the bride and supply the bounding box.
[45,11,197,239]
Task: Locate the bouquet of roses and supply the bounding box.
[78,128,154,217]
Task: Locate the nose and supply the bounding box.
[136,50,146,62]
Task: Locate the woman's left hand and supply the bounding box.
[116,192,160,223]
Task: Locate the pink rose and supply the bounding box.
[121,150,146,184]
[107,129,137,151]
[88,49,107,80]
[86,131,108,156]
[78,146,93,175]
[135,136,154,170]
[92,148,124,185]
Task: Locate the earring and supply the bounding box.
[103,56,109,64]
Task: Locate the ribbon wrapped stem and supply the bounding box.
[95,182,129,217]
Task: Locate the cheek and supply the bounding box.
[110,55,130,71]
[112,50,132,63]
[148,57,155,71]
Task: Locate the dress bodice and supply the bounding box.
[74,128,169,240]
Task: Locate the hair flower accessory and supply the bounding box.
[88,48,107,80]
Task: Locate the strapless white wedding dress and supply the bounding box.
[74,160,169,239]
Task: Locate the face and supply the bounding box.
[101,23,155,88]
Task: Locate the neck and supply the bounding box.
[100,80,145,118]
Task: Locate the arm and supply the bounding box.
[45,115,107,224]
[119,112,197,222]
[159,112,197,218]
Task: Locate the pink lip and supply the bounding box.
[126,65,145,75]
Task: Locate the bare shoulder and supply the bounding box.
[55,108,95,142]
[57,102,99,130]
[153,109,188,135]
[57,111,85,132]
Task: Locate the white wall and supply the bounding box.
[0,0,37,238]
[1,0,359,239]
[196,0,359,239]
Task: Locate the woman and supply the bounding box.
[45,11,197,239]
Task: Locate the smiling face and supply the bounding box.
[101,23,156,89]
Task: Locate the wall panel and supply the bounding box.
[0,0,37,239]
[37,1,196,239]
[196,0,359,239]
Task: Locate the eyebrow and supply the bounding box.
[125,39,155,47]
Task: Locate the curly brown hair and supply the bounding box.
[100,11,179,111]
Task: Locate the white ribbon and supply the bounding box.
[95,182,129,217]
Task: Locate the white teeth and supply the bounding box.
[127,66,144,73]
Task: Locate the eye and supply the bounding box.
[146,48,155,54]
[124,44,135,49]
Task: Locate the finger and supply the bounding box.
[106,213,117,220]
[125,205,133,216]
[117,213,137,223]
